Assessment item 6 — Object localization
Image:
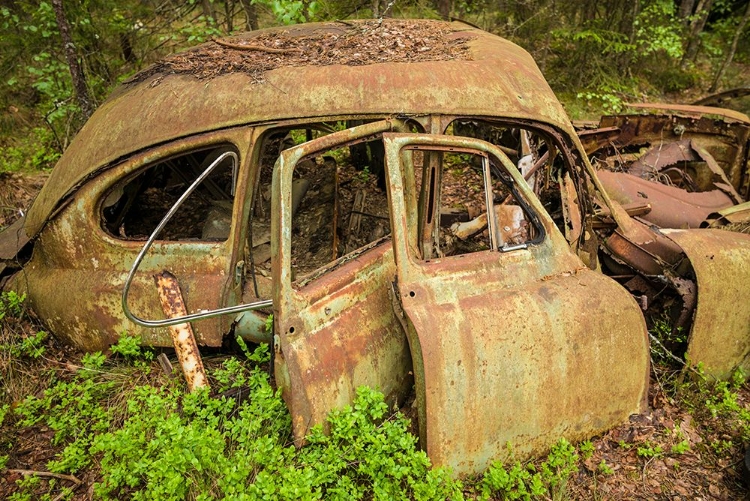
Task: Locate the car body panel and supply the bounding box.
[7,128,254,350]
[383,133,649,475]
[272,120,413,443]
[663,229,750,380]
[25,19,573,238]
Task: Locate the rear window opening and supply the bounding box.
[101,145,238,241]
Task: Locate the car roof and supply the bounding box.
[25,19,573,237]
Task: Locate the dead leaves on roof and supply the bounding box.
[127,20,474,85]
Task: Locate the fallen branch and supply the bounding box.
[213,38,302,54]
[648,333,703,378]
[9,469,82,485]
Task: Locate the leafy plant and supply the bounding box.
[671,440,690,455]
[480,439,579,501]
[579,440,594,459]
[481,459,545,501]
[12,342,460,500]
[252,0,320,25]
[597,460,614,475]
[110,332,153,361]
[636,441,664,459]
[0,291,25,320]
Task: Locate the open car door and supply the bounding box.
[271,120,414,443]
[382,133,650,475]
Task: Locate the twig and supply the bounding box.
[51,490,70,501]
[9,469,82,485]
[648,333,703,378]
[212,38,302,54]
[378,0,396,21]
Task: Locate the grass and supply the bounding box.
[2,293,750,500]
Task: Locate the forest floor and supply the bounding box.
[2,144,750,501]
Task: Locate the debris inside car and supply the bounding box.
[1,19,749,476]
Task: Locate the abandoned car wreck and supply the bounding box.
[1,19,749,476]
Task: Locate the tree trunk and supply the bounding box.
[202,0,217,25]
[50,0,93,120]
[438,0,452,20]
[679,0,696,26]
[120,33,136,65]
[629,0,641,44]
[709,1,750,92]
[681,0,713,68]
[225,0,234,33]
[239,0,258,30]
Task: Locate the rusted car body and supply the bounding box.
[1,19,748,475]
[578,104,750,379]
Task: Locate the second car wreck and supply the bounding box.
[1,19,749,476]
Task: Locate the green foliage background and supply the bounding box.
[0,0,749,173]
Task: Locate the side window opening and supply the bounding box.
[410,145,543,260]
[250,121,405,288]
[101,144,237,241]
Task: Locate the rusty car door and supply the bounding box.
[19,131,253,351]
[382,133,650,476]
[271,120,413,443]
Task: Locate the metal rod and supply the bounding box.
[122,151,273,328]
[482,155,499,251]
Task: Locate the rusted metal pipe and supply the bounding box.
[154,270,209,392]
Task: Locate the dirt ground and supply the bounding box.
[0,172,47,230]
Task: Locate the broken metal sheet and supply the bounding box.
[577,126,621,155]
[597,113,750,198]
[662,229,750,380]
[702,201,750,228]
[627,139,698,178]
[560,172,583,244]
[0,216,31,261]
[384,133,649,475]
[691,142,744,203]
[692,88,750,107]
[598,170,734,229]
[626,102,750,123]
[603,227,683,276]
